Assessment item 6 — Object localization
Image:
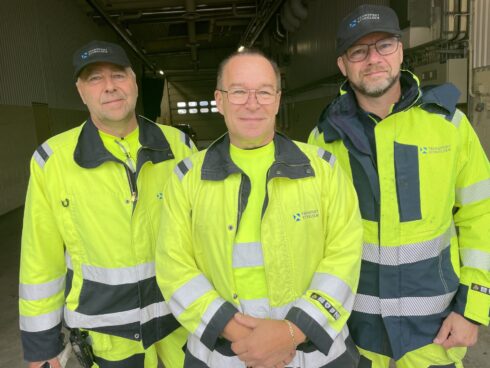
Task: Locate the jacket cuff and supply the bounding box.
[286,306,333,356]
[200,301,238,350]
[22,323,63,362]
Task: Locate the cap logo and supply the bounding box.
[350,13,380,28]
[81,47,110,60]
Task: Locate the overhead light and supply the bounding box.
[237,46,245,52]
[158,70,164,75]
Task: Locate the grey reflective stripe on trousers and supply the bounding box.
[186,325,351,368]
[19,306,63,332]
[19,275,65,300]
[461,248,490,271]
[353,291,456,317]
[82,261,155,284]
[168,274,214,317]
[456,178,490,205]
[232,242,264,268]
[310,272,355,311]
[64,301,172,328]
[362,225,455,266]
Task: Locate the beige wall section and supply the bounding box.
[470,68,490,158]
[0,104,88,215]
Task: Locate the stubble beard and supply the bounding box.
[351,71,400,98]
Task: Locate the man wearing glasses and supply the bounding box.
[309,4,489,368]
[156,49,363,367]
[19,40,197,368]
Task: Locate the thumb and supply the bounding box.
[234,313,259,328]
[433,320,451,345]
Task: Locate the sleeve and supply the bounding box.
[286,153,363,356]
[155,161,238,351]
[452,116,490,326]
[19,145,66,362]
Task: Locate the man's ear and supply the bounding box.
[214,89,224,115]
[337,56,347,77]
[76,81,87,105]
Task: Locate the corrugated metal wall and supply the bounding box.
[472,0,490,68]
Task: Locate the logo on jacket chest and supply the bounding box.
[419,145,451,155]
[293,209,319,222]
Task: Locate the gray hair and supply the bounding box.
[216,48,281,90]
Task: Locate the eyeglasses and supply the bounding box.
[345,36,400,62]
[218,88,279,105]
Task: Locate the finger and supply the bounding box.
[234,313,259,328]
[232,341,248,355]
[441,335,457,350]
[433,320,451,344]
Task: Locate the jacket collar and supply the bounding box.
[74,115,174,169]
[201,132,314,181]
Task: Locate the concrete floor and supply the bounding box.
[2,207,489,367]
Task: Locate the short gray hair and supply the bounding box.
[216,48,281,90]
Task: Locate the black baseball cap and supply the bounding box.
[73,40,131,80]
[336,4,401,56]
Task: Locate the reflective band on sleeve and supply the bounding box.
[461,248,490,271]
[33,142,54,168]
[232,242,264,268]
[65,252,73,270]
[362,226,453,266]
[317,148,336,167]
[295,298,338,339]
[20,307,63,332]
[353,291,456,317]
[174,157,193,181]
[140,301,172,324]
[82,262,155,285]
[239,298,270,318]
[19,276,65,301]
[168,274,214,317]
[456,178,490,205]
[193,297,227,338]
[310,273,355,311]
[180,130,192,149]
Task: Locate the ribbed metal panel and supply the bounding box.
[284,0,390,90]
[0,1,47,106]
[472,0,490,68]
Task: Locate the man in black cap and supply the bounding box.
[19,40,196,367]
[309,4,489,368]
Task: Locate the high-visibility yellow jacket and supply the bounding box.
[19,116,196,362]
[308,71,490,360]
[156,133,363,367]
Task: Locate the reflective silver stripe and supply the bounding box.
[310,273,355,311]
[65,307,140,328]
[187,324,350,368]
[19,276,65,301]
[232,242,264,268]
[168,274,214,317]
[362,226,453,266]
[270,300,296,320]
[174,157,193,181]
[353,292,456,317]
[141,301,172,324]
[461,249,490,271]
[451,109,464,128]
[20,307,63,332]
[239,298,270,318]
[456,178,490,205]
[33,142,53,168]
[317,148,336,167]
[296,298,337,339]
[82,262,155,285]
[194,297,227,338]
[66,252,73,270]
[311,126,320,139]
